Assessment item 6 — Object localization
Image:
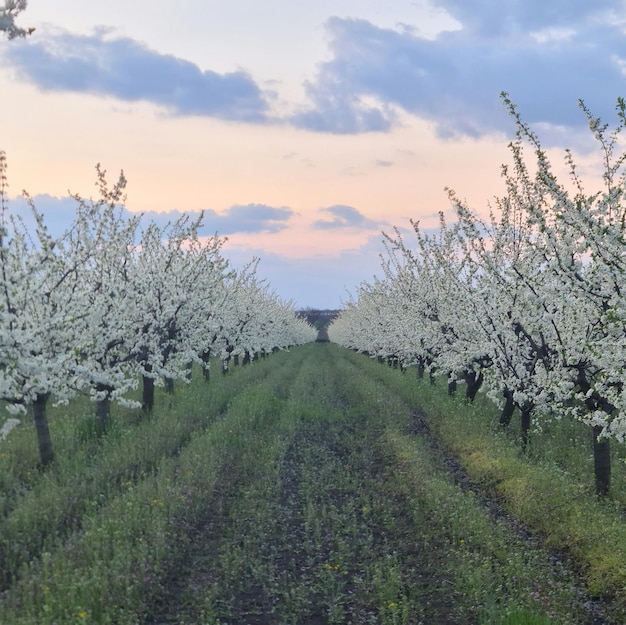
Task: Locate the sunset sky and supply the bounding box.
[2,1,625,308]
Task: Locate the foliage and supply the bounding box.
[0,1,33,39]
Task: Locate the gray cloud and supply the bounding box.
[7,193,362,308]
[7,194,79,238]
[200,204,295,234]
[312,204,379,230]
[436,0,616,36]
[140,204,294,235]
[3,28,269,121]
[7,195,294,237]
[6,3,625,142]
[289,88,394,134]
[291,2,626,138]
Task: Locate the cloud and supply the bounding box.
[6,3,625,144]
[134,203,295,236]
[289,88,394,134]
[3,28,269,121]
[6,195,294,238]
[6,197,383,310]
[312,204,380,230]
[292,2,626,139]
[436,0,617,36]
[200,204,295,234]
[7,194,78,238]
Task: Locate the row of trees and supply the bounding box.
[0,153,316,466]
[330,95,626,496]
[1,11,316,465]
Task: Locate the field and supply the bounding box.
[1,343,626,624]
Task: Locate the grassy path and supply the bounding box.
[0,343,610,623]
[145,344,589,625]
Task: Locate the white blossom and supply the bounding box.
[0,1,33,39]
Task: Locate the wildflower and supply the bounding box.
[77,611,88,618]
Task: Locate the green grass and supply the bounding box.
[0,344,622,623]
[346,352,626,619]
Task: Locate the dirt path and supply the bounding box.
[409,409,613,625]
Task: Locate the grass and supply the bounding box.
[350,353,626,619]
[0,343,623,623]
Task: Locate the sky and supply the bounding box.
[1,1,626,308]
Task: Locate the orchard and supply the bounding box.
[0,151,316,466]
[5,6,626,622]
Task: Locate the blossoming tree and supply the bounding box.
[330,95,626,495]
[0,153,90,465]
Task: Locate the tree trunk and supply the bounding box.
[95,386,111,433]
[416,357,425,379]
[447,375,457,396]
[520,403,533,452]
[592,425,611,497]
[96,397,110,433]
[142,374,155,412]
[164,377,174,394]
[233,354,239,366]
[466,371,484,402]
[32,392,54,467]
[96,384,113,434]
[574,368,612,497]
[201,350,211,381]
[499,389,515,427]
